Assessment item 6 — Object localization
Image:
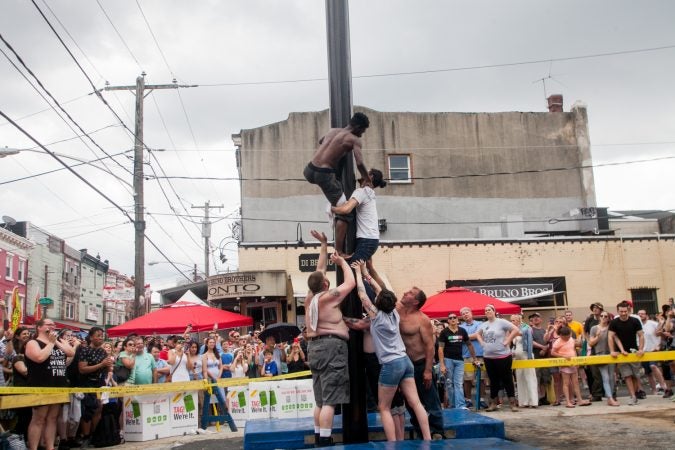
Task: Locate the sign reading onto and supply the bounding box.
[465,284,554,300]
[207,271,287,301]
[298,254,336,273]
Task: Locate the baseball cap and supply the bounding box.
[589,302,604,311]
[528,312,541,319]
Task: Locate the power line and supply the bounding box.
[149,153,675,183]
[0,32,132,178]
[95,0,143,72]
[29,0,146,154]
[39,0,106,84]
[197,44,675,87]
[0,150,132,186]
[239,209,674,227]
[1,107,191,283]
[134,0,174,78]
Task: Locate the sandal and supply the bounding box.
[578,401,591,406]
[565,404,575,408]
[551,401,561,406]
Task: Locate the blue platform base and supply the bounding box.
[331,438,534,449]
[243,409,507,450]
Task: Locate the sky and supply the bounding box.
[1,0,674,290]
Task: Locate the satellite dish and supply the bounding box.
[2,215,16,228]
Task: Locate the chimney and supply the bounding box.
[547,94,563,112]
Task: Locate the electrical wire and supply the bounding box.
[0,150,132,186]
[0,34,133,178]
[94,0,143,72]
[0,108,191,283]
[148,153,675,183]
[196,44,675,87]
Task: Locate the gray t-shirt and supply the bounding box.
[370,309,407,364]
[479,318,515,358]
[590,325,610,355]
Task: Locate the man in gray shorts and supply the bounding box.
[303,230,355,447]
[303,112,370,255]
[608,300,645,406]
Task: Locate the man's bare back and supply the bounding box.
[312,128,362,169]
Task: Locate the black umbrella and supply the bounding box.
[259,322,301,344]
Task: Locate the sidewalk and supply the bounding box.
[119,428,243,450]
[479,392,674,420]
[117,394,673,450]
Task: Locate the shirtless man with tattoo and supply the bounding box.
[304,230,356,447]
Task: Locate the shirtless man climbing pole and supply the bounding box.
[303,112,371,255]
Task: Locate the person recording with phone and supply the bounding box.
[25,319,75,450]
[286,338,307,373]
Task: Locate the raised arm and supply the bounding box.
[351,260,377,319]
[329,253,356,299]
[310,230,328,274]
[365,259,387,293]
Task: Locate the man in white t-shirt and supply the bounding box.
[331,168,387,263]
[638,309,668,394]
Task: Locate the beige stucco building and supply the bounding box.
[207,102,673,329]
[236,235,674,326]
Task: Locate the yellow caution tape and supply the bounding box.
[0,370,312,401]
[464,350,675,372]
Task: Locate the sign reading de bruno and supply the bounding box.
[207,271,287,301]
[465,283,554,300]
[298,254,336,273]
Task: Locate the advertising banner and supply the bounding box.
[123,395,170,442]
[226,384,249,428]
[295,379,315,418]
[168,391,198,436]
[248,381,272,420]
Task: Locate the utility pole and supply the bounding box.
[192,201,223,278]
[325,0,367,444]
[104,73,196,318]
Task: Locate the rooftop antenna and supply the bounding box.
[2,215,16,229]
[532,60,567,108]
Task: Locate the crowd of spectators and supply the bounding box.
[0,297,673,448]
[432,299,675,412]
[0,322,310,450]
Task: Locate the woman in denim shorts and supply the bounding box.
[346,261,431,441]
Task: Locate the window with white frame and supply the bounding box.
[65,302,75,320]
[388,154,412,183]
[5,254,13,280]
[18,260,25,284]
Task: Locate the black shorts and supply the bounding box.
[304,162,343,206]
[81,393,100,422]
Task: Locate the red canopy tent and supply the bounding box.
[107,297,252,337]
[420,287,521,319]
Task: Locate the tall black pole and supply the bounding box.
[325,0,367,444]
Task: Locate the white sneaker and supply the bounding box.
[627,397,638,406]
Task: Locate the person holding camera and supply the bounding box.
[25,319,75,450]
[286,339,307,373]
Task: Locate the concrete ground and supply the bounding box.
[116,394,674,450]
